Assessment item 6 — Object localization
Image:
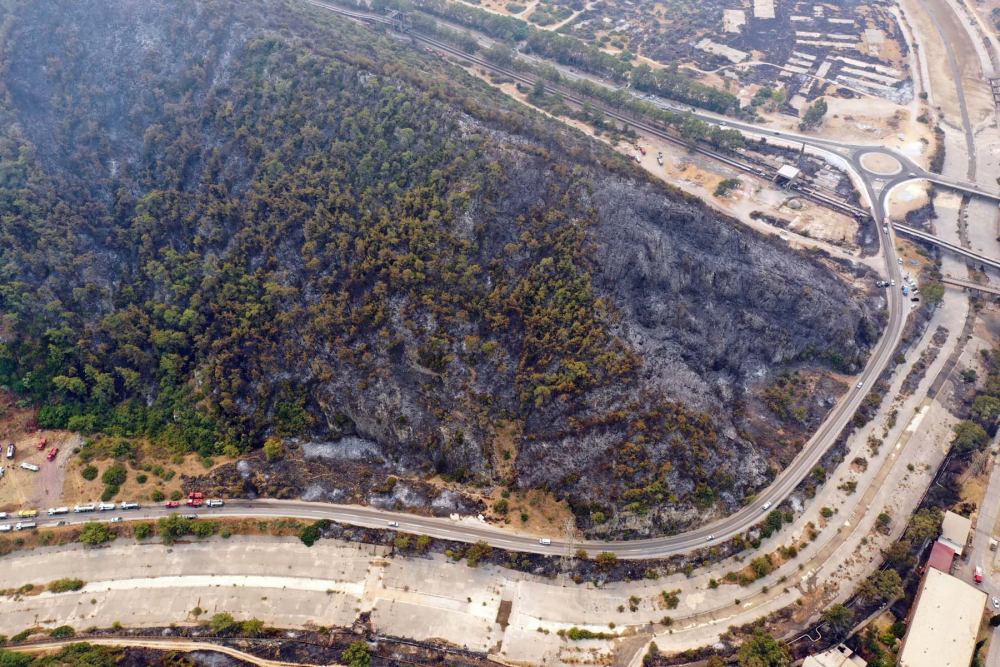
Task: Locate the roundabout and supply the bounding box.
[860,151,904,176]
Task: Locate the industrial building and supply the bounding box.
[897,567,986,667]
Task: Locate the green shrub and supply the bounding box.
[48,625,75,638]
[48,578,85,593]
[81,465,99,481]
[101,464,127,486]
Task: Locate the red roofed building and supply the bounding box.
[926,541,955,574]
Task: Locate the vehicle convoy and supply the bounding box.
[19,463,39,472]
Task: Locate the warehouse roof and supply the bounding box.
[899,568,985,667]
[938,510,971,556]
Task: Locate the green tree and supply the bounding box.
[134,522,154,540]
[737,630,792,667]
[857,569,904,603]
[263,437,283,462]
[821,603,854,635]
[952,420,989,453]
[79,522,116,546]
[101,464,127,486]
[799,98,828,130]
[905,508,942,543]
[972,396,1000,432]
[922,281,945,304]
[157,514,194,546]
[343,641,372,667]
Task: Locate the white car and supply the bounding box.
[993,597,999,609]
[387,521,399,528]
[857,381,863,389]
[0,466,4,480]
[540,538,552,546]
[705,534,715,542]
[761,501,772,511]
[111,517,123,523]
[898,258,903,265]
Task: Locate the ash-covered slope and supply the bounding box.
[0,0,882,533]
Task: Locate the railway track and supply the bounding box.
[308,0,869,219]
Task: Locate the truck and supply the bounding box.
[206,499,225,507]
[47,507,69,516]
[47,447,59,462]
[17,509,38,518]
[98,502,115,511]
[5,443,14,460]
[19,462,39,472]
[976,566,984,584]
[36,438,47,451]
[74,504,95,513]
[120,501,140,510]
[15,522,35,531]
[0,525,10,532]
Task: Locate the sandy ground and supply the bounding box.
[0,431,82,512]
[58,452,232,508]
[886,180,931,218]
[900,0,994,130]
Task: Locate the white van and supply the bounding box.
[19,462,39,472]
[0,525,10,532]
[539,538,552,546]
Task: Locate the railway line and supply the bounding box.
[309,0,870,219]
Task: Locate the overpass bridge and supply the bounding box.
[919,174,1000,202]
[941,276,1000,297]
[892,224,1000,271]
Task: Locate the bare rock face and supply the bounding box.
[0,0,882,535]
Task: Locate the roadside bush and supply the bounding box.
[101,464,127,487]
[298,520,330,547]
[80,465,98,481]
[79,522,116,546]
[210,612,237,634]
[47,578,85,593]
[343,641,372,667]
[48,626,75,638]
[100,485,119,502]
[151,490,165,502]
[193,521,215,538]
[134,523,154,540]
